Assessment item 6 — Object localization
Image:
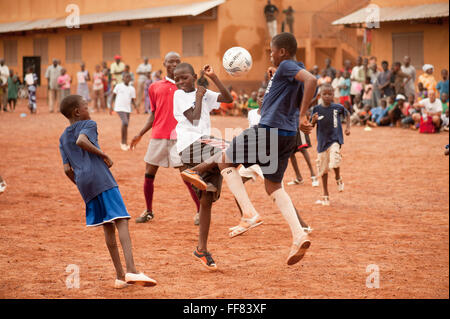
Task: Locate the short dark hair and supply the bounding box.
[394,61,401,67]
[60,95,83,119]
[321,83,333,92]
[382,60,389,65]
[174,62,195,75]
[272,32,297,57]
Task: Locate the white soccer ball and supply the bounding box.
[222,47,253,77]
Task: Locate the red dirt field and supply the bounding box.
[0,100,448,299]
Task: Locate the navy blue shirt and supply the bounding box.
[59,120,117,203]
[312,104,349,153]
[260,60,305,132]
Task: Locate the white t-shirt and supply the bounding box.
[247,109,261,128]
[173,88,220,153]
[419,98,443,114]
[25,73,35,86]
[136,63,152,83]
[113,83,136,113]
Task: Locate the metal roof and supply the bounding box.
[0,0,225,34]
[332,2,449,25]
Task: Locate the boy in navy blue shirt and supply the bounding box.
[59,95,156,289]
[182,33,317,266]
[311,84,351,206]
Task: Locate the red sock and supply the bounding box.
[144,175,155,212]
[184,181,200,212]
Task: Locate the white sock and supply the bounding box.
[271,188,306,242]
[221,167,258,219]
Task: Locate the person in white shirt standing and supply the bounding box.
[0,59,9,111]
[112,73,136,150]
[136,57,152,113]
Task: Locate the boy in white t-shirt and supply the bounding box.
[112,73,136,150]
[173,63,233,271]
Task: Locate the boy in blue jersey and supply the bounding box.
[182,33,317,266]
[59,95,156,288]
[311,84,351,206]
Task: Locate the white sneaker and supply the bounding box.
[337,178,344,192]
[0,181,6,194]
[303,226,313,234]
[311,176,319,187]
[120,143,130,151]
[315,196,330,206]
[125,272,157,287]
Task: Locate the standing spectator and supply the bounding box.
[92,65,106,112]
[392,61,412,95]
[110,55,126,86]
[45,59,62,113]
[112,73,136,150]
[338,71,351,105]
[24,66,38,114]
[331,70,343,103]
[76,63,91,106]
[317,70,332,88]
[151,70,163,82]
[436,69,449,97]
[368,62,381,108]
[7,69,19,112]
[440,92,448,114]
[350,56,364,103]
[57,68,72,101]
[377,61,394,98]
[282,6,295,34]
[264,0,279,38]
[401,56,416,99]
[418,64,437,93]
[0,59,9,112]
[143,72,153,114]
[341,59,352,74]
[311,65,320,79]
[123,65,135,86]
[324,58,337,80]
[136,57,152,113]
[362,76,373,107]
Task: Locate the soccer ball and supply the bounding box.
[222,47,253,77]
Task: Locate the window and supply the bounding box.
[34,38,48,66]
[392,32,424,69]
[141,29,160,59]
[66,35,82,63]
[103,32,121,61]
[182,25,203,57]
[3,40,18,66]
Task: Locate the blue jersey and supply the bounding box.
[312,104,349,153]
[260,59,305,132]
[59,120,117,203]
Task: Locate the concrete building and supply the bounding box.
[0,0,366,97]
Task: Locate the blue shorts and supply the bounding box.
[85,187,130,227]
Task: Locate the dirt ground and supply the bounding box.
[0,99,448,299]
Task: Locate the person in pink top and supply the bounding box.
[58,68,71,102]
[130,52,200,225]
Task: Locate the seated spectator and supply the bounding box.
[416,82,428,102]
[350,94,363,125]
[342,100,352,123]
[331,70,343,103]
[236,93,249,117]
[389,94,406,127]
[371,98,388,126]
[401,95,422,129]
[441,108,449,132]
[378,96,396,126]
[339,71,351,105]
[412,91,443,133]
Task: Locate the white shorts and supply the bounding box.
[144,139,183,168]
[317,142,342,177]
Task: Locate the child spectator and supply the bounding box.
[331,70,343,103]
[441,108,449,132]
[112,73,136,151]
[436,69,449,97]
[92,65,106,112]
[311,84,350,206]
[143,72,153,114]
[416,82,428,102]
[440,92,448,114]
[371,98,388,126]
[338,71,351,105]
[248,91,259,110]
[58,68,71,102]
[76,63,91,107]
[7,69,19,112]
[58,95,156,288]
[25,67,38,114]
[350,94,363,125]
[392,61,411,95]
[378,61,394,98]
[173,63,233,269]
[362,76,373,106]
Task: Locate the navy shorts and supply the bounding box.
[225,126,296,183]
